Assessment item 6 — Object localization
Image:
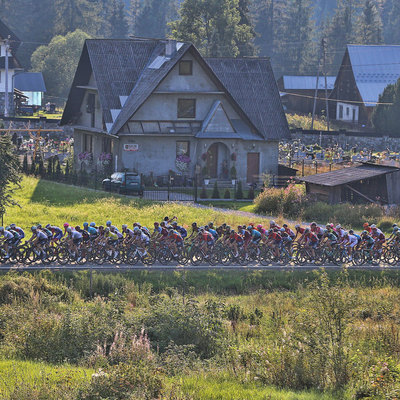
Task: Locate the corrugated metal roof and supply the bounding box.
[347,45,400,105]
[282,76,336,90]
[14,72,46,92]
[300,164,400,187]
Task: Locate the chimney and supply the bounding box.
[165,39,177,57]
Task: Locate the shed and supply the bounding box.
[14,72,46,106]
[299,163,400,204]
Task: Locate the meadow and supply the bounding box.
[0,269,400,399]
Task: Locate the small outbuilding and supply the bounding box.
[299,163,400,205]
[14,72,46,107]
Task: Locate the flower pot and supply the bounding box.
[204,179,210,185]
[232,179,236,185]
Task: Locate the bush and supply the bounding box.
[254,184,306,217]
[200,186,208,199]
[78,362,164,400]
[211,182,220,199]
[378,218,395,233]
[236,181,243,200]
[224,189,231,199]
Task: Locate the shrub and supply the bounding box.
[200,186,208,199]
[211,182,220,199]
[78,362,164,400]
[236,181,243,200]
[140,297,227,358]
[224,189,231,199]
[378,218,395,233]
[247,186,255,200]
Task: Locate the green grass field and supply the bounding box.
[0,360,92,399]
[5,177,284,230]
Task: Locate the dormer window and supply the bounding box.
[179,60,193,76]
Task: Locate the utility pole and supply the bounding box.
[311,45,322,130]
[322,37,330,132]
[4,36,10,117]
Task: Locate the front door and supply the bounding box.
[208,143,219,178]
[247,153,260,183]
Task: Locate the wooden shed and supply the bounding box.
[299,163,400,205]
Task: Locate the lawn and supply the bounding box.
[5,176,283,230]
[0,360,92,399]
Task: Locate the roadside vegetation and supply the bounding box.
[1,270,400,399]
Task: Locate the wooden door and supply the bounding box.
[247,153,260,183]
[208,143,219,178]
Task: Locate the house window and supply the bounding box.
[176,141,190,157]
[346,107,350,116]
[179,60,193,75]
[102,137,112,154]
[178,99,196,118]
[83,133,93,153]
[86,93,96,127]
[339,105,343,119]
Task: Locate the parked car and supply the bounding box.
[102,172,144,195]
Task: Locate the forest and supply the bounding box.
[0,0,397,99]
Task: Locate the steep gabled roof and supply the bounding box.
[206,57,289,140]
[346,45,400,106]
[62,38,290,141]
[0,18,21,53]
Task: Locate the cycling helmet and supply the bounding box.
[295,224,300,229]
[363,222,369,228]
[394,226,399,232]
[268,229,273,234]
[247,226,253,231]
[283,224,288,228]
[64,223,69,228]
[90,222,96,227]
[154,222,159,226]
[75,226,81,231]
[336,224,341,229]
[270,220,276,226]
[371,224,377,229]
[192,222,197,227]
[105,227,110,233]
[10,224,16,229]
[45,224,51,229]
[0,227,4,232]
[304,228,310,233]
[257,224,263,230]
[362,230,369,236]
[393,224,398,228]
[98,226,104,230]
[349,230,354,234]
[280,228,285,232]
[106,221,112,226]
[226,226,231,231]
[133,227,140,233]
[37,224,42,229]
[66,227,72,233]
[311,222,317,226]
[208,222,214,227]
[160,221,166,227]
[122,224,128,229]
[134,222,141,227]
[344,231,349,236]
[83,222,88,227]
[237,225,242,230]
[5,226,10,231]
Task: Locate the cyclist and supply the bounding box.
[282,224,295,240]
[371,225,385,251]
[9,224,25,242]
[122,224,135,242]
[152,222,162,238]
[303,228,318,260]
[76,226,90,243]
[310,222,323,239]
[28,226,49,258]
[342,231,358,261]
[294,224,305,241]
[46,224,63,244]
[7,226,23,247]
[66,226,83,255]
[63,223,71,235]
[349,229,361,246]
[172,221,188,239]
[363,222,372,234]
[167,228,183,257]
[321,229,338,250]
[361,230,375,250]
[336,225,345,240]
[87,223,98,240]
[266,229,282,259]
[206,224,218,240]
[198,227,215,256]
[0,227,16,259]
[270,220,281,231]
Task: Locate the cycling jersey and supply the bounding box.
[138,232,150,244]
[153,226,162,234]
[125,228,135,238]
[171,230,183,243]
[104,231,118,241]
[325,233,337,242]
[208,228,218,239]
[344,235,358,247]
[296,227,305,235]
[71,231,83,240]
[233,233,243,243]
[269,232,282,242]
[305,232,318,243]
[2,231,14,241]
[50,226,63,239]
[363,236,375,247]
[285,227,295,238]
[115,231,123,240]
[251,230,261,241]
[13,227,25,239]
[202,231,214,243]
[36,230,48,241]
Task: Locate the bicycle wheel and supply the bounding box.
[219,247,232,266]
[352,250,364,266]
[295,249,308,266]
[142,250,155,266]
[57,246,70,265]
[190,248,203,266]
[383,249,397,266]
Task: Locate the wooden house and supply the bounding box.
[300,163,400,205]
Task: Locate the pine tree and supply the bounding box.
[135,0,178,38]
[254,0,275,57]
[385,0,400,44]
[170,0,252,57]
[356,0,383,44]
[236,0,257,56]
[109,0,129,38]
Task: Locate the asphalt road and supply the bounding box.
[0,263,399,272]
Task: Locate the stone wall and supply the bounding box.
[290,130,400,151]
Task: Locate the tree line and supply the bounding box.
[0,0,399,100]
